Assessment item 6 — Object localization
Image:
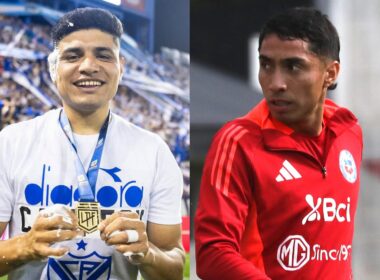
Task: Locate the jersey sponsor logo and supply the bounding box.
[311,244,351,262]
[277,235,310,271]
[339,150,357,183]
[302,194,351,225]
[275,160,302,182]
[47,251,112,280]
[24,164,144,208]
[277,235,352,271]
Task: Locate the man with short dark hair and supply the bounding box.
[195,7,362,279]
[0,7,185,280]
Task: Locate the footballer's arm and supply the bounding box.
[195,125,271,280]
[138,222,185,280]
[0,212,79,276]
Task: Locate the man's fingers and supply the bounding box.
[35,243,69,258]
[35,215,77,231]
[103,217,143,238]
[99,211,141,241]
[38,205,77,226]
[115,243,148,256]
[106,230,144,245]
[98,211,139,232]
[38,229,82,243]
[64,208,78,226]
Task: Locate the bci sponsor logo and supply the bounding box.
[24,164,144,208]
[302,194,351,225]
[277,235,351,271]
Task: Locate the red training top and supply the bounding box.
[195,99,362,280]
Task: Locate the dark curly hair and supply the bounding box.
[51,7,123,46]
[258,7,340,90]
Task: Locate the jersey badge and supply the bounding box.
[47,251,112,280]
[339,150,357,183]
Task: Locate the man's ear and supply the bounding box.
[48,50,59,83]
[324,60,340,89]
[119,55,126,82]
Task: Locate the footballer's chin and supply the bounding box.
[271,112,300,128]
[64,98,110,115]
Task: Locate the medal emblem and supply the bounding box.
[75,202,101,233]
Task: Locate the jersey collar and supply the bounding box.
[242,98,358,150]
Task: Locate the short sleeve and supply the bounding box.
[148,139,183,224]
[0,128,15,222]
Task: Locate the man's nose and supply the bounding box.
[269,70,287,92]
[78,56,99,74]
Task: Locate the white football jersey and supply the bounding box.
[0,109,183,280]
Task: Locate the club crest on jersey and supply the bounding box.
[339,150,357,183]
[47,251,111,280]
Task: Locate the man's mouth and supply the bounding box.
[270,99,291,107]
[73,80,105,87]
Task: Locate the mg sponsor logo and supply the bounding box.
[277,235,310,271]
[277,235,352,271]
[302,194,351,225]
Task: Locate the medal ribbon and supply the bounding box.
[59,109,110,202]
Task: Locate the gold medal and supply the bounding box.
[75,201,101,233]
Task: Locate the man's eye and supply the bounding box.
[260,62,271,70]
[63,55,79,61]
[98,54,112,60]
[287,63,301,71]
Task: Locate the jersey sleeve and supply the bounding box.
[0,127,15,222]
[148,138,183,225]
[195,123,270,280]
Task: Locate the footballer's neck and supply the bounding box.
[63,105,109,135]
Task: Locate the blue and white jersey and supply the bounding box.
[0,109,183,280]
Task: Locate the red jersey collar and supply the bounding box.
[242,98,358,150]
[243,99,294,135]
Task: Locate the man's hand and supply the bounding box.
[98,211,153,265]
[20,205,81,260]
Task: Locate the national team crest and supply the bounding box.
[339,150,357,183]
[47,251,112,280]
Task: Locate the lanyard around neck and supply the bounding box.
[59,109,110,202]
